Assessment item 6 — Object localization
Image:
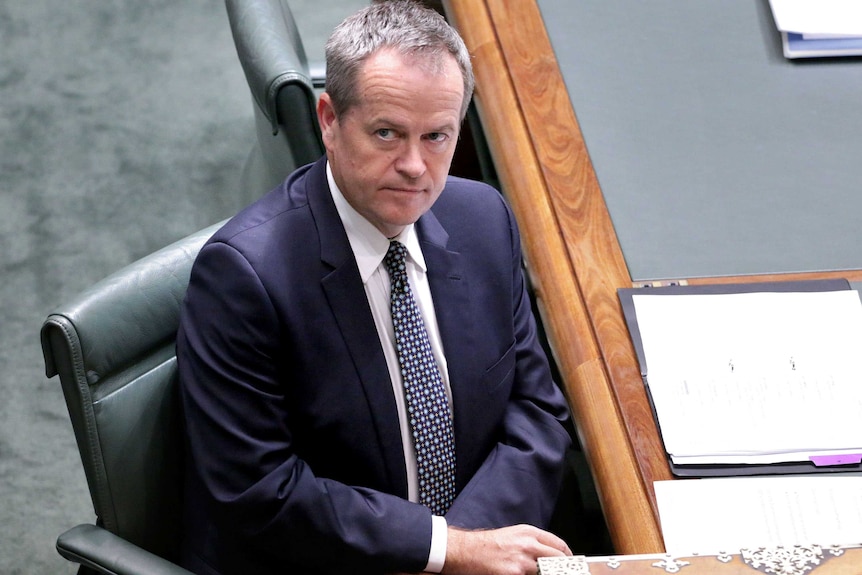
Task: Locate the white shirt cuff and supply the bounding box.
[424,515,448,573]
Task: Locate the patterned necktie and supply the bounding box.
[383,240,456,516]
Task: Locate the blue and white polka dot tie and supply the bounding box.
[384,240,456,516]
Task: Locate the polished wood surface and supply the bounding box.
[442,0,862,555]
[540,545,862,575]
[442,0,665,553]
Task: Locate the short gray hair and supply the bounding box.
[324,0,474,121]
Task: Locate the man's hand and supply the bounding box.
[442,524,572,575]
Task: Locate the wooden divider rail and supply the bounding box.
[443,0,862,555]
[442,0,667,554]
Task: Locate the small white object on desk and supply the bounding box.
[768,0,862,58]
[655,475,862,554]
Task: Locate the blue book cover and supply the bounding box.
[783,31,862,58]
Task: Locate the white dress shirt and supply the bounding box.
[327,163,449,572]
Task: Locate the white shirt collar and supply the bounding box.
[326,161,427,283]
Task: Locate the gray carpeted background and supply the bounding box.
[0,1,364,572]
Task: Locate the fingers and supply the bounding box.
[443,524,572,575]
[534,526,572,556]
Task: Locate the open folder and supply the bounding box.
[619,279,862,477]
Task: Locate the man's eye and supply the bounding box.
[426,132,448,143]
[376,129,395,140]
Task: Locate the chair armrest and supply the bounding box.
[57,524,194,575]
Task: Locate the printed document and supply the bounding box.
[655,475,862,553]
[632,290,862,465]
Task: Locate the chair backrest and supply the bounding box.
[226,0,324,197]
[41,223,221,562]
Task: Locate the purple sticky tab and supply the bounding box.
[809,454,862,467]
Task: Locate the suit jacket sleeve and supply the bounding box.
[177,240,433,574]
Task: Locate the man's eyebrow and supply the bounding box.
[427,122,459,133]
[368,116,406,132]
[370,115,458,133]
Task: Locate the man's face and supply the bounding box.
[318,49,464,238]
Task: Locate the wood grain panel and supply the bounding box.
[444,0,862,558]
[482,0,673,522]
[443,0,664,553]
[482,0,669,551]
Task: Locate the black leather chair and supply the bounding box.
[41,223,223,575]
[225,0,325,202]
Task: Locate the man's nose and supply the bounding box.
[395,141,426,179]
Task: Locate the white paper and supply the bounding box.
[769,0,862,36]
[655,476,862,554]
[632,290,862,464]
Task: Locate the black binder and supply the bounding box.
[618,278,862,478]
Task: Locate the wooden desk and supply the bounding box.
[442,0,862,555]
[539,545,862,575]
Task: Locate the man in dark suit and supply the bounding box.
[177,2,573,573]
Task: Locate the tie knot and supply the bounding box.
[384,241,408,285]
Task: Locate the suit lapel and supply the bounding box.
[416,211,480,486]
[305,162,408,496]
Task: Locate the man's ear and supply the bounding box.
[317,93,337,145]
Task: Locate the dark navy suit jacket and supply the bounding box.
[177,157,572,574]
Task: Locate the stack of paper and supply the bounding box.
[655,475,862,553]
[768,0,862,58]
[633,289,862,468]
